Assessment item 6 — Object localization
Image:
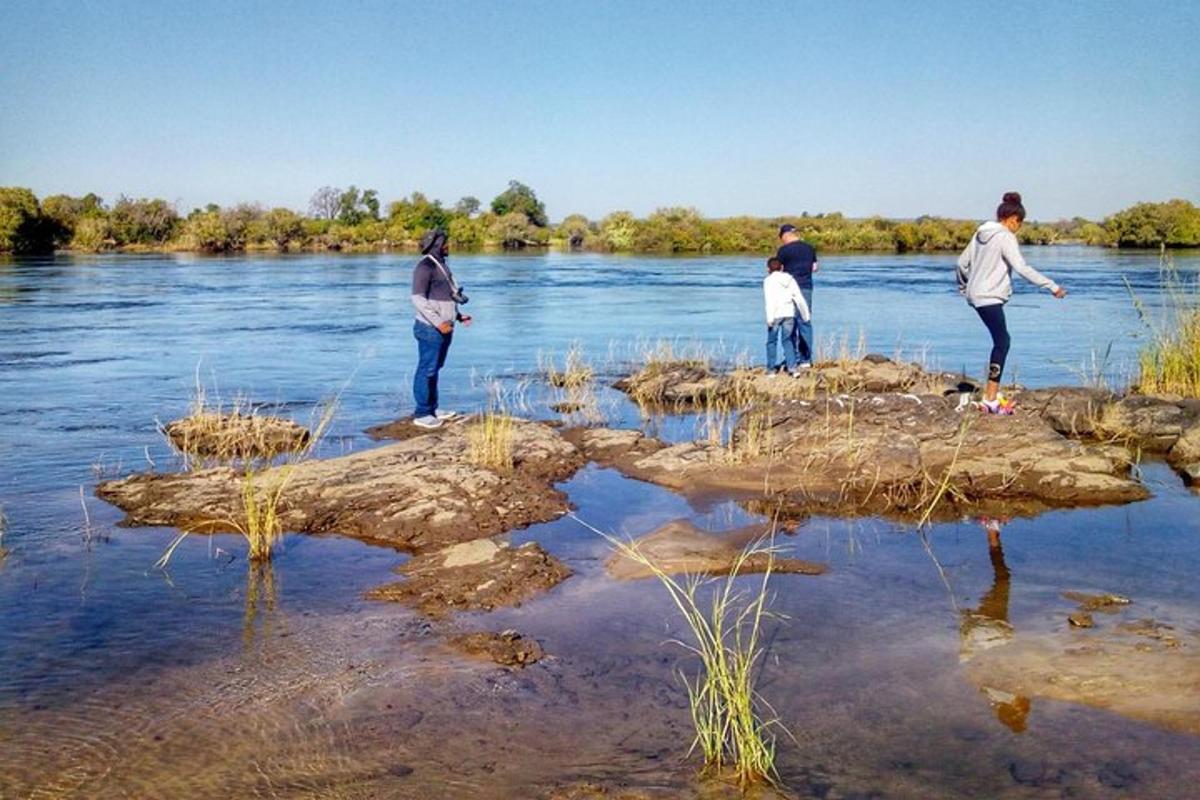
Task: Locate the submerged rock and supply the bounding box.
[97,419,584,553]
[449,630,545,667]
[963,606,1200,735]
[573,393,1147,520]
[367,539,571,618]
[605,519,826,580]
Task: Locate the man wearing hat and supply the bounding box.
[776,224,818,367]
[410,229,471,428]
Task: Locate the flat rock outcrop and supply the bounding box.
[97,419,584,553]
[367,539,571,617]
[571,393,1147,519]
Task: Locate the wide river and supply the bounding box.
[0,248,1198,798]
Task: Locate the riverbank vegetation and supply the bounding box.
[2,183,1198,255]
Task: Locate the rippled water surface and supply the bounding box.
[1,249,1198,798]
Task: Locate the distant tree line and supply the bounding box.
[1,183,1197,255]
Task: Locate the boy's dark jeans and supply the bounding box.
[413,321,452,417]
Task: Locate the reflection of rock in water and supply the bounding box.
[958,523,1032,733]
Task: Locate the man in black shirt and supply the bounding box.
[776,224,818,366]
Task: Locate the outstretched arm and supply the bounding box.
[1002,235,1060,294]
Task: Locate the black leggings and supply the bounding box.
[975,304,1011,382]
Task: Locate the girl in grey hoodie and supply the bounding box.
[956,192,1067,413]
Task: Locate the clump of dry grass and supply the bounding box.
[574,514,785,789]
[467,413,516,472]
[1127,261,1200,397]
[466,381,517,472]
[163,370,310,469]
[156,397,338,568]
[541,341,595,389]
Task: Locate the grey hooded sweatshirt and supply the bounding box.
[956,221,1059,307]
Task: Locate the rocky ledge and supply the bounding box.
[567,392,1148,520]
[97,418,584,553]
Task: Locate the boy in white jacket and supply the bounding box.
[764,257,812,375]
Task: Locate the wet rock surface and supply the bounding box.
[367,539,572,618]
[574,392,1147,519]
[97,419,584,553]
[965,593,1200,735]
[163,412,311,461]
[449,629,545,667]
[605,519,827,580]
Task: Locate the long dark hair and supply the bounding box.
[996,192,1026,222]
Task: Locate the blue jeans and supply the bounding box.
[794,287,814,363]
[413,321,452,418]
[766,317,797,372]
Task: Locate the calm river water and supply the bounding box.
[0,248,1198,798]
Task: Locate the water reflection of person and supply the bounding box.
[959,516,1031,733]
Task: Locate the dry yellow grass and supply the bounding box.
[541,342,595,389]
[466,412,516,472]
[1127,258,1200,398]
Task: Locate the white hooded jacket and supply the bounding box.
[956,221,1059,307]
[763,271,811,323]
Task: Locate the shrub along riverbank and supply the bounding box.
[2,182,1198,256]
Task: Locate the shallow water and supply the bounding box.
[0,249,1198,798]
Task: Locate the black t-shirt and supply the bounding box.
[777,240,817,289]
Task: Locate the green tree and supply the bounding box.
[599,210,638,251]
[109,196,178,245]
[557,214,592,248]
[71,216,113,251]
[0,187,53,253]
[491,180,547,227]
[1105,200,1200,247]
[264,208,304,249]
[40,193,104,247]
[388,192,450,235]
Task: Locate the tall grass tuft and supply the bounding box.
[467,381,517,472]
[1126,255,1200,397]
[541,341,595,389]
[155,397,338,569]
[574,514,785,789]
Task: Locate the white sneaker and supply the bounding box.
[412,415,444,429]
[434,409,458,420]
[797,362,813,369]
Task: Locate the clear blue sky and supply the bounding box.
[2,0,1197,221]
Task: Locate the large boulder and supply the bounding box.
[97,419,584,553]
